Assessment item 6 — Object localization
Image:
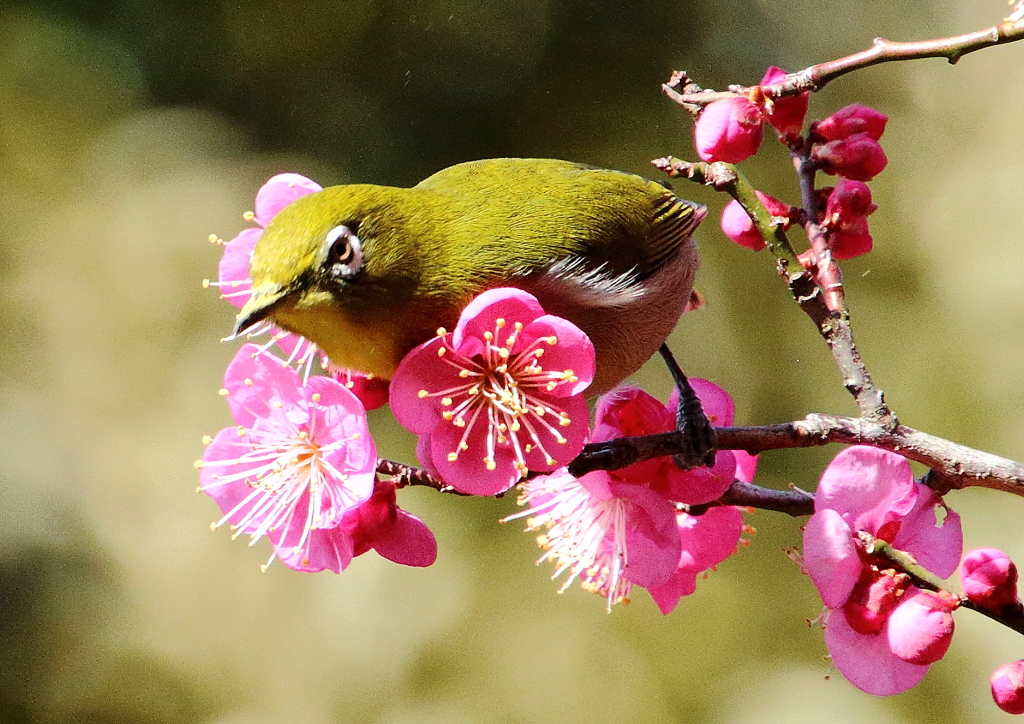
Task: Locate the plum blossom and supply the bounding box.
[812,132,888,182]
[592,380,757,505]
[503,468,681,611]
[694,97,765,164]
[803,445,963,695]
[198,344,377,573]
[389,288,594,496]
[760,66,809,143]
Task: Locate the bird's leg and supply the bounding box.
[658,343,717,470]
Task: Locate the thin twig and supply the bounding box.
[664,15,1024,108]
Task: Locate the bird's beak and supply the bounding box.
[232,282,290,338]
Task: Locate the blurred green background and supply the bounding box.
[1,0,1023,722]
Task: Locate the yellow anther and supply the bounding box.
[484,331,494,341]
[202,435,212,445]
[546,336,558,345]
[243,210,255,221]
[311,393,321,402]
[447,452,459,462]
[202,279,211,288]
[436,327,447,337]
[441,397,453,406]
[437,347,447,357]
[442,411,454,421]
[218,388,229,396]
[194,460,204,469]
[244,378,254,387]
[484,457,497,471]
[459,369,470,378]
[418,389,429,398]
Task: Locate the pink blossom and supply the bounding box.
[593,380,757,505]
[694,97,765,164]
[503,468,681,611]
[646,506,745,614]
[992,660,1024,715]
[803,445,963,695]
[760,66,808,143]
[822,180,877,260]
[720,192,794,251]
[211,174,324,379]
[812,132,888,182]
[389,288,594,496]
[815,103,888,142]
[343,479,437,567]
[198,344,377,573]
[961,548,1021,613]
[886,590,955,665]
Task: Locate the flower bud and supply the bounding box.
[815,103,888,141]
[843,568,903,635]
[695,97,764,164]
[961,548,1020,613]
[812,132,887,181]
[720,192,793,251]
[887,591,955,665]
[760,66,808,143]
[822,180,877,260]
[993,661,1024,715]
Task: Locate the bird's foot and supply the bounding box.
[658,344,717,470]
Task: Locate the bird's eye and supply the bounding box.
[323,224,364,280]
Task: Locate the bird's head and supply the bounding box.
[233,183,420,375]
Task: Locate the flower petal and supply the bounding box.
[892,487,962,579]
[608,481,682,588]
[372,510,438,567]
[824,610,929,696]
[253,173,323,227]
[803,509,861,608]
[452,287,545,354]
[218,228,261,309]
[816,446,912,522]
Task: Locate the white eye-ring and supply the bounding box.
[324,224,364,280]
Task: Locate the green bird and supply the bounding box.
[235,158,705,397]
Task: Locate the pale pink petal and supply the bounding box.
[372,510,438,567]
[887,590,954,665]
[816,446,911,522]
[218,228,261,308]
[253,173,323,227]
[803,509,861,608]
[892,488,962,579]
[272,517,354,574]
[223,344,302,426]
[824,611,929,696]
[609,481,682,588]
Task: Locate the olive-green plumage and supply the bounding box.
[236,158,705,394]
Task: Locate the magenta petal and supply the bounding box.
[430,421,519,496]
[201,428,265,531]
[272,523,354,574]
[593,386,673,442]
[372,510,438,567]
[520,315,595,395]
[734,450,758,484]
[678,506,744,571]
[824,610,929,695]
[253,173,323,227]
[521,394,590,472]
[887,590,954,665]
[608,481,681,588]
[686,378,736,426]
[660,450,736,505]
[892,487,963,579]
[389,339,450,434]
[223,344,302,426]
[452,287,545,351]
[817,446,911,521]
[804,509,861,608]
[218,228,261,309]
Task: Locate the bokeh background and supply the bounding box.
[1,0,1023,721]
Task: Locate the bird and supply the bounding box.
[234,157,706,397]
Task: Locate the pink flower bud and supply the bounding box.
[760,66,808,143]
[812,132,888,181]
[719,192,793,251]
[815,103,888,141]
[992,661,1024,715]
[887,591,955,665]
[695,97,764,164]
[822,180,877,260]
[961,548,1021,612]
